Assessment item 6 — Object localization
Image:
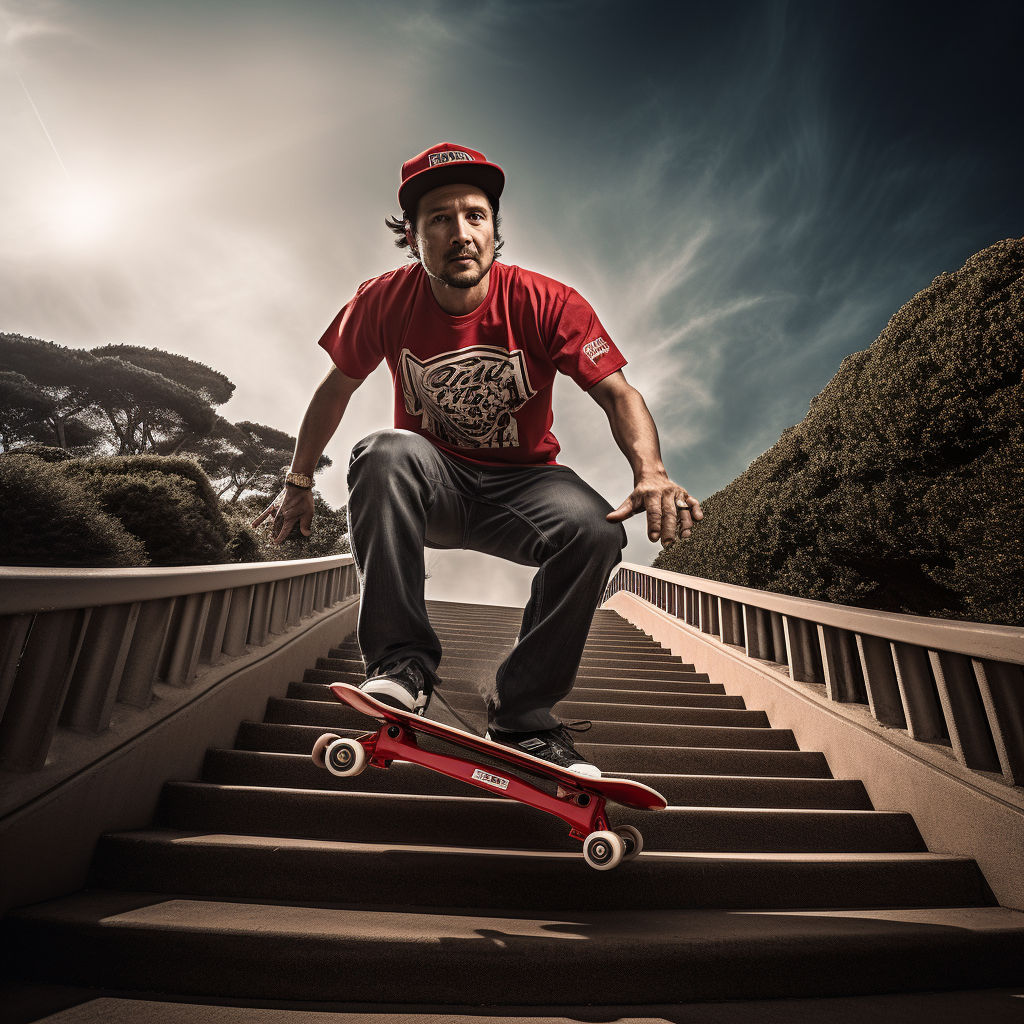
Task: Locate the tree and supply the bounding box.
[88,355,216,455]
[0,372,55,451]
[0,334,102,449]
[92,345,235,406]
[209,420,331,503]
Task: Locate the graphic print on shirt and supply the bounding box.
[399,345,537,448]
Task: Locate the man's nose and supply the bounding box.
[450,215,472,244]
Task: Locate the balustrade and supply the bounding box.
[0,556,358,775]
[605,563,1024,787]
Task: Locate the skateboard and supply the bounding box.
[311,682,667,871]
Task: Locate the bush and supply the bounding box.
[656,238,1024,626]
[60,455,232,566]
[238,492,350,562]
[7,443,74,463]
[0,454,148,567]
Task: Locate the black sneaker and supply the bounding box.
[485,722,601,778]
[360,658,433,715]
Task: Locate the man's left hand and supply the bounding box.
[606,473,703,547]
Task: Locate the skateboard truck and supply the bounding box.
[311,711,651,871]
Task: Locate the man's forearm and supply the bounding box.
[590,370,702,543]
[602,384,668,484]
[289,367,361,477]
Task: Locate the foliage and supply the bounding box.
[60,455,233,566]
[0,372,54,451]
[92,345,235,405]
[0,335,102,450]
[0,453,149,567]
[0,336,331,508]
[195,420,333,503]
[88,355,217,455]
[655,238,1024,626]
[236,492,350,562]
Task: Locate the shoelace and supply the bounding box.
[376,657,425,686]
[431,688,479,733]
[552,720,592,753]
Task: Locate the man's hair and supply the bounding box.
[384,193,504,262]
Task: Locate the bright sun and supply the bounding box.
[58,191,114,244]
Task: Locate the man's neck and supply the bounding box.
[427,270,492,316]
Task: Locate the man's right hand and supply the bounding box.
[251,484,315,545]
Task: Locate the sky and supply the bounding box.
[2,0,1022,606]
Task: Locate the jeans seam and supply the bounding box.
[468,494,554,552]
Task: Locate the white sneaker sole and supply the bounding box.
[360,678,428,713]
[484,732,602,779]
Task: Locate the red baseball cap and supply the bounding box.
[398,142,505,214]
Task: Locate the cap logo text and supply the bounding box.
[429,150,474,166]
[584,337,610,363]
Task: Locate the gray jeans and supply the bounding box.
[347,429,626,732]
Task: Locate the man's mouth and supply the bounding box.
[448,253,477,264]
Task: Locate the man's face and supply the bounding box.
[407,184,495,291]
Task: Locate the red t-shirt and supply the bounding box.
[318,261,626,466]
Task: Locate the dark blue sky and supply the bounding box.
[3,0,1021,601]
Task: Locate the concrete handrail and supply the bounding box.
[0,555,358,775]
[605,562,1024,787]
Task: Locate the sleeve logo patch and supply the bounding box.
[471,768,510,790]
[584,337,610,363]
[428,150,473,165]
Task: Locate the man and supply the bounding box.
[255,142,702,778]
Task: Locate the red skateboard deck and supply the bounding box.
[312,682,666,870]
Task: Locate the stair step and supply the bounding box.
[156,782,927,853]
[289,679,748,710]
[303,667,723,694]
[6,891,1022,1003]
[329,641,692,662]
[281,689,767,729]
[263,697,793,749]
[201,750,872,808]
[234,722,834,776]
[90,830,990,911]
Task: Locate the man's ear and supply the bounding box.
[404,221,417,255]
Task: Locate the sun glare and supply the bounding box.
[58,191,114,244]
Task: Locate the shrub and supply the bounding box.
[60,455,232,566]
[239,492,350,562]
[656,238,1024,626]
[0,455,148,567]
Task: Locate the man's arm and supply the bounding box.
[589,370,703,546]
[252,365,364,544]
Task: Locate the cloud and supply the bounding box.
[2,0,1021,607]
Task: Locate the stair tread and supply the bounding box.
[234,722,835,776]
[9,889,1023,1007]
[101,828,972,862]
[157,781,927,853]
[14,890,1023,952]
[201,750,871,808]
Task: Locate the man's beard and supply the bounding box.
[427,248,495,290]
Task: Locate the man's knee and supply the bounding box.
[556,506,626,562]
[348,429,434,486]
[585,516,627,561]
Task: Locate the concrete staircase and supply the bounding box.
[3,600,1023,1009]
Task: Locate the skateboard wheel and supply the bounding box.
[615,825,643,860]
[325,737,367,777]
[583,830,625,871]
[311,733,341,770]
